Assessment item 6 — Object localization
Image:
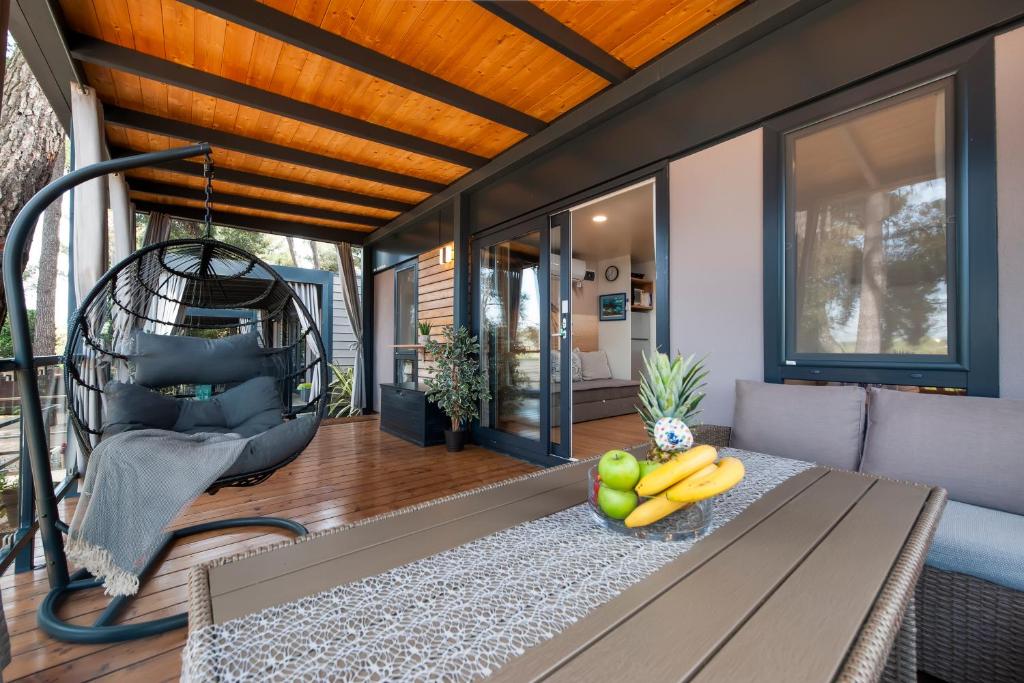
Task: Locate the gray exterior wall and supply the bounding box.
[330,274,359,369]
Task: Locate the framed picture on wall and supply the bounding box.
[599,293,628,321]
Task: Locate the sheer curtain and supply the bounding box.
[337,243,364,413]
[290,282,322,401]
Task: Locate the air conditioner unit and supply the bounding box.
[552,258,589,281]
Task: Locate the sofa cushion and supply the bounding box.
[731,380,866,470]
[173,399,226,432]
[578,350,613,380]
[102,381,179,436]
[223,415,317,477]
[926,501,1024,592]
[860,388,1024,515]
[213,376,282,428]
[134,332,266,388]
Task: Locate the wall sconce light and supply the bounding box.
[439,244,454,265]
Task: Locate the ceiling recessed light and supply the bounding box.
[592,215,607,223]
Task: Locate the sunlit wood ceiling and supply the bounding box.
[57,0,745,241]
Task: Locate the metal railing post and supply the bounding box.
[14,418,37,573]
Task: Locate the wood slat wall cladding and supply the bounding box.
[418,243,455,380]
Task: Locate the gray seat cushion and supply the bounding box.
[926,500,1024,591]
[731,380,866,470]
[102,381,179,437]
[134,332,267,388]
[224,415,317,477]
[860,388,1024,515]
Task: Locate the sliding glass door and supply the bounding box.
[549,211,572,459]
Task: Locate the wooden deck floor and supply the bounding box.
[2,415,646,681]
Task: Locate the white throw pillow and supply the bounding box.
[570,350,583,382]
[578,350,613,380]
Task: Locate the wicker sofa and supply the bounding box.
[713,381,1024,683]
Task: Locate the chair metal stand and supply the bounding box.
[3,144,308,644]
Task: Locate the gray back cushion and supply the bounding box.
[732,380,866,470]
[173,399,226,432]
[213,376,282,428]
[860,388,1024,515]
[134,332,266,388]
[103,381,179,436]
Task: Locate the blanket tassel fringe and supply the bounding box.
[66,537,141,597]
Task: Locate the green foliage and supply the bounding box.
[417,321,432,336]
[326,364,360,418]
[0,310,36,359]
[423,325,490,431]
[637,351,708,439]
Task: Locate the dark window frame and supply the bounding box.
[393,257,419,385]
[763,38,998,395]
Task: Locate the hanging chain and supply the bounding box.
[203,152,215,238]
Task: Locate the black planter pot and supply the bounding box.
[444,429,468,452]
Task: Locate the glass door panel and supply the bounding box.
[479,231,543,441]
[550,211,572,458]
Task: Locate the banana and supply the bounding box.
[634,445,716,496]
[663,462,718,499]
[666,457,745,503]
[624,494,686,528]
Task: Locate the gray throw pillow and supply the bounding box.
[860,388,1024,515]
[214,376,283,428]
[578,350,613,380]
[133,332,266,388]
[232,408,285,437]
[224,415,317,477]
[731,380,866,470]
[173,399,226,432]
[102,381,179,436]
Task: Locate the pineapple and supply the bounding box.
[637,351,709,463]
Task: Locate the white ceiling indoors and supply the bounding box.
[569,181,655,264]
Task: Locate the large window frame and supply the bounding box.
[763,38,998,395]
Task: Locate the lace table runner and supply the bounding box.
[183,451,812,682]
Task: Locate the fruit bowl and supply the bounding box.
[588,466,712,541]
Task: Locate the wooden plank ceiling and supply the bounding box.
[58,0,744,242]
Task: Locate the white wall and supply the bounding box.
[669,129,764,426]
[597,255,633,379]
[372,270,394,409]
[996,26,1024,399]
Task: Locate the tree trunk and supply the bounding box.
[855,191,889,353]
[286,236,298,266]
[32,145,65,355]
[0,46,65,330]
[309,240,320,270]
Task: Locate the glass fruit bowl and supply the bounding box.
[588,465,712,541]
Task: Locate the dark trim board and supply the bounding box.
[126,178,387,228]
[111,148,413,214]
[372,203,455,273]
[106,106,447,194]
[178,0,544,135]
[132,200,368,245]
[8,0,82,129]
[68,33,487,169]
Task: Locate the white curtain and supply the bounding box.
[109,172,134,263]
[290,282,322,401]
[69,85,110,467]
[337,243,364,412]
[142,210,171,247]
[143,272,188,335]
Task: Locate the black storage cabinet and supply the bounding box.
[379,382,448,447]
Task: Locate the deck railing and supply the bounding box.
[0,355,77,574]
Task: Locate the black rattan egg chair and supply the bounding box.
[4,143,327,644]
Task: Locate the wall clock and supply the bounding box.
[604,265,619,282]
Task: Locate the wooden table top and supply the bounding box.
[190,456,944,682]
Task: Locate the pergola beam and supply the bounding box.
[105,106,446,194]
[110,147,413,213]
[127,178,387,228]
[179,0,545,135]
[69,33,487,169]
[132,200,367,245]
[474,1,632,84]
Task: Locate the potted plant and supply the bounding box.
[637,351,708,462]
[417,321,432,345]
[423,325,490,452]
[0,474,19,530]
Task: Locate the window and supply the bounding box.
[394,260,418,384]
[764,41,998,394]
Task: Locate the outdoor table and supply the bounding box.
[184,449,945,682]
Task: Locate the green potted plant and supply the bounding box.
[0,473,19,530]
[423,325,490,452]
[417,321,432,345]
[637,351,708,462]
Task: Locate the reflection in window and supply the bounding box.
[787,81,952,357]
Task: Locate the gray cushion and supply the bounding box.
[860,388,1024,515]
[926,501,1024,591]
[134,332,266,388]
[232,409,285,437]
[213,376,282,428]
[578,350,613,380]
[173,399,226,432]
[224,415,317,477]
[731,380,866,470]
[102,381,179,436]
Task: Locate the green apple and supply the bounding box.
[597,450,641,491]
[638,460,662,480]
[598,485,638,520]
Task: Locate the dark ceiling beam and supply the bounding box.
[110,146,413,213]
[132,200,367,245]
[68,32,487,169]
[178,0,545,135]
[474,1,632,84]
[126,178,387,228]
[105,106,446,194]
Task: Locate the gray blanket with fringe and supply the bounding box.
[67,429,251,596]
